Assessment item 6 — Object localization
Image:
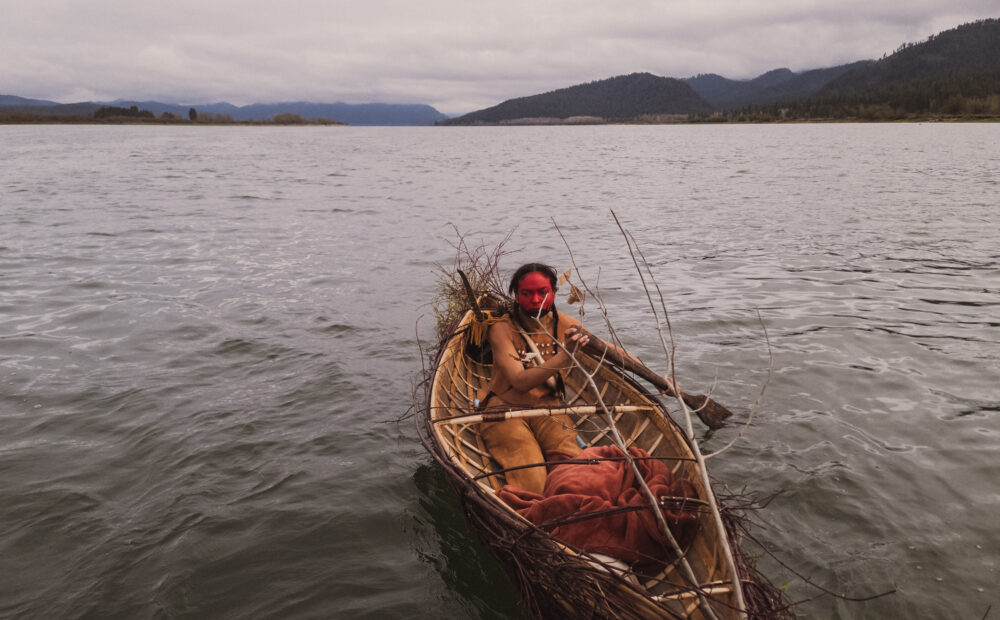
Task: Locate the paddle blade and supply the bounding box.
[684,394,732,430]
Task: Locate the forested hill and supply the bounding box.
[818,18,1000,99]
[733,18,1000,120]
[441,73,712,125]
[684,62,871,110]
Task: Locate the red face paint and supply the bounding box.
[517,272,554,314]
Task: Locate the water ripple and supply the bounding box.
[2,124,998,619]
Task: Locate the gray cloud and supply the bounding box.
[2,1,996,114]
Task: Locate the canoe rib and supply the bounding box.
[420,307,787,619]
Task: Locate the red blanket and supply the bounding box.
[497,445,700,566]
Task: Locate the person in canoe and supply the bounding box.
[478,262,596,494]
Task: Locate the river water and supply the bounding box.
[1,123,997,619]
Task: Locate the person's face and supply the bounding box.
[517,272,554,314]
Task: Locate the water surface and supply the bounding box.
[1,124,997,619]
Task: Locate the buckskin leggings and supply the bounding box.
[480,413,581,494]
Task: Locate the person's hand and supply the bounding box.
[565,326,590,354]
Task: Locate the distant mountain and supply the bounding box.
[442,72,712,125]
[684,63,871,110]
[0,101,104,116]
[0,95,59,106]
[0,97,449,125]
[681,74,743,106]
[229,102,448,125]
[93,100,449,125]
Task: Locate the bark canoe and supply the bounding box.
[419,304,783,619]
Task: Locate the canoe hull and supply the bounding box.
[420,307,758,619]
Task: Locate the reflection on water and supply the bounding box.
[411,465,528,620]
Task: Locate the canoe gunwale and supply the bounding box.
[418,306,792,619]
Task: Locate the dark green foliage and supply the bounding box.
[93,105,154,119]
[706,18,1000,121]
[442,73,712,125]
[820,18,1000,98]
[188,107,197,121]
[272,112,306,124]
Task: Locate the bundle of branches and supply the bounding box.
[416,215,897,618]
[431,227,515,345]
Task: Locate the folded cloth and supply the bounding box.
[497,445,700,566]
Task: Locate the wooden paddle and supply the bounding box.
[453,272,730,428]
[576,330,732,429]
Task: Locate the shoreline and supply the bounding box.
[0,113,345,126]
[3,113,999,126]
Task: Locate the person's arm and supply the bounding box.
[569,325,681,391]
[569,325,635,365]
[488,320,588,393]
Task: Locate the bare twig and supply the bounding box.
[732,515,897,605]
[609,210,733,430]
[610,210,678,397]
[706,309,774,459]
[527,314,724,620]
[591,213,747,616]
[545,220,730,620]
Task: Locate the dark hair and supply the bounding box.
[508,263,559,295]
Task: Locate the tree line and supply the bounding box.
[695,18,1000,122]
[93,105,154,119]
[0,107,343,125]
[701,77,1000,122]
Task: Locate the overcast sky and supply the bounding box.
[2,1,996,114]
